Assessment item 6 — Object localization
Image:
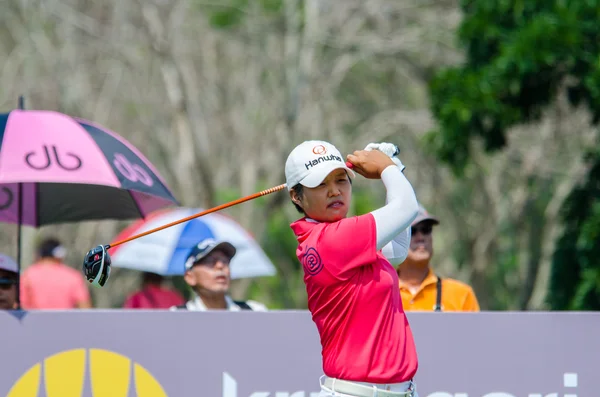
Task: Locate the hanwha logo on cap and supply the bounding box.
[312,145,327,155]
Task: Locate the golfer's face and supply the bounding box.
[408,221,434,262]
[187,251,231,294]
[302,169,352,222]
[0,270,17,310]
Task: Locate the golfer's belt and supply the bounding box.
[322,377,415,397]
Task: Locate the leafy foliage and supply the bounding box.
[548,150,600,310]
[428,0,600,174]
[193,0,283,29]
[428,0,600,309]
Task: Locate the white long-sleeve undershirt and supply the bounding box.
[370,165,419,265]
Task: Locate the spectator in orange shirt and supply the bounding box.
[122,272,185,309]
[20,238,92,310]
[398,205,480,312]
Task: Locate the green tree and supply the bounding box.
[427,0,600,309]
[547,150,600,310]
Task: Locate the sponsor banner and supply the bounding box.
[0,311,597,397]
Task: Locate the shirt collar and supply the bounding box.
[187,294,241,311]
[398,268,437,291]
[290,217,319,239]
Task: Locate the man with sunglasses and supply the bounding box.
[171,238,268,311]
[0,254,19,310]
[397,206,480,312]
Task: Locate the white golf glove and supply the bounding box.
[364,142,405,172]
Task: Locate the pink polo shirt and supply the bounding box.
[20,260,90,309]
[291,214,418,384]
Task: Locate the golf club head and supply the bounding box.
[83,245,111,287]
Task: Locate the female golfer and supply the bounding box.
[286,140,419,397]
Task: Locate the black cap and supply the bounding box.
[39,238,66,259]
[184,239,236,270]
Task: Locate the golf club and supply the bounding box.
[83,183,287,286]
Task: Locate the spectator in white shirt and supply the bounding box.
[171,238,267,311]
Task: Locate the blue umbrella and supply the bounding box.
[109,208,277,279]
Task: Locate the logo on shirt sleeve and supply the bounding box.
[302,247,323,276]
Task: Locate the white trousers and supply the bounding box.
[318,376,419,397]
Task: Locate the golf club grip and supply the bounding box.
[107,183,287,249]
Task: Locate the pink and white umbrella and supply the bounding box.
[109,208,277,279]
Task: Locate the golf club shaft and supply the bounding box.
[107,184,287,249]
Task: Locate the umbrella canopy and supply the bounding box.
[0,106,179,308]
[0,109,178,226]
[109,208,277,279]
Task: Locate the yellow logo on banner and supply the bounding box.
[7,348,168,397]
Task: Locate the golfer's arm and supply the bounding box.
[371,166,418,255]
[381,228,411,266]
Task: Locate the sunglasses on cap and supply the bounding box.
[0,278,17,290]
[411,224,433,236]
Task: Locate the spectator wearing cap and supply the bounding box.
[20,238,92,309]
[0,254,19,310]
[171,238,267,311]
[397,205,480,312]
[122,272,185,309]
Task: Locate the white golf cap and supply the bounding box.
[285,140,355,191]
[0,253,18,274]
